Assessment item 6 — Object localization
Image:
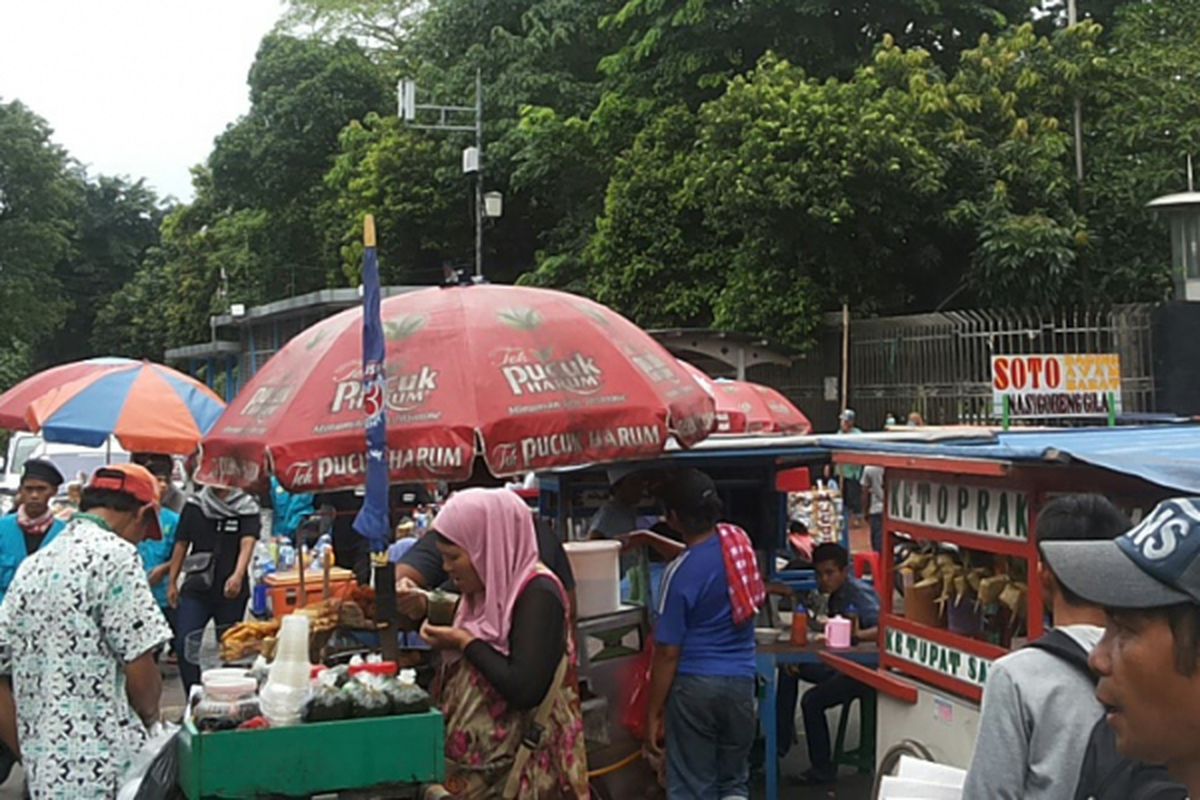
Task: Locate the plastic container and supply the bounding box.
[194,674,260,732]
[264,567,356,619]
[825,615,852,649]
[261,615,312,727]
[563,540,621,618]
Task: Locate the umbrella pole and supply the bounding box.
[105,437,111,466]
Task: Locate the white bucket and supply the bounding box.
[564,540,622,618]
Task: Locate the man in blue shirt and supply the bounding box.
[136,459,182,637]
[645,469,757,800]
[779,542,880,785]
[0,458,67,605]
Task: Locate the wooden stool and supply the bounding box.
[832,691,877,774]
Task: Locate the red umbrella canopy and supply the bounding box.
[678,361,811,435]
[200,285,716,491]
[0,357,140,431]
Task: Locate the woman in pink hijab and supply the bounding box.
[420,488,588,799]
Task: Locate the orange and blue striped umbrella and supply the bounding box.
[25,360,225,454]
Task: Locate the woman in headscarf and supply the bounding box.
[419,488,588,799]
[166,483,261,691]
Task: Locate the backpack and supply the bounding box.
[1027,630,1187,800]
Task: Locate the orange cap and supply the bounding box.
[86,463,163,540]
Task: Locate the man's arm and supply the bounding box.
[124,652,162,726]
[962,664,1028,800]
[645,644,681,754]
[619,531,685,561]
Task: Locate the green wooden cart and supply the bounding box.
[178,712,445,799]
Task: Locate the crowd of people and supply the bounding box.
[2,424,1200,800]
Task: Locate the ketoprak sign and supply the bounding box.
[991,354,1122,418]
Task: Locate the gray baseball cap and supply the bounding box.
[1041,497,1200,609]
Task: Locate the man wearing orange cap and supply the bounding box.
[0,463,172,799]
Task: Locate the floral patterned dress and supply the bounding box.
[436,569,589,799]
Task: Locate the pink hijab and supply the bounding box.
[433,488,556,656]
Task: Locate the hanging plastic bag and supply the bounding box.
[117,722,179,800]
[618,636,655,741]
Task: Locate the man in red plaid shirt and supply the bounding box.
[645,469,761,800]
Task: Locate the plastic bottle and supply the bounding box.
[791,604,809,646]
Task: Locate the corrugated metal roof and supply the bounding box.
[818,425,1200,494]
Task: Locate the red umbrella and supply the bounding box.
[679,361,812,435]
[200,285,715,491]
[0,357,140,431]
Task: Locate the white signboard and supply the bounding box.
[991,354,1122,418]
[885,628,994,689]
[889,477,1030,542]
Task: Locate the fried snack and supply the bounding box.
[219,619,282,662]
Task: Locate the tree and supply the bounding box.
[321,113,470,285]
[597,0,1034,105]
[0,100,79,383]
[207,33,391,297]
[1083,0,1200,301]
[280,0,420,52]
[42,176,164,364]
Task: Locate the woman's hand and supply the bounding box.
[224,574,244,599]
[420,621,473,651]
[148,564,170,587]
[167,583,180,609]
[396,577,429,621]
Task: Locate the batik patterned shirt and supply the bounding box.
[0,515,171,799]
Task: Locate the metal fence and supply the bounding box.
[748,305,1159,432]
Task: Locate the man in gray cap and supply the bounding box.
[1042,498,1200,798]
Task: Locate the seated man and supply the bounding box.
[777,542,879,785]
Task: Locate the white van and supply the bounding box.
[0,433,128,513]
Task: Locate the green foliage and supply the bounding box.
[1083,0,1200,301]
[0,100,78,379]
[80,0,1198,369]
[322,113,468,285]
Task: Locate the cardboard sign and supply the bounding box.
[991,354,1122,418]
[889,477,1031,541]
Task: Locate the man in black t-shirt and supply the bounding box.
[396,515,575,622]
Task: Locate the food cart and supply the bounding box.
[817,425,1200,772]
[536,435,838,793]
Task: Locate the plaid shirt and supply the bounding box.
[717,523,765,625]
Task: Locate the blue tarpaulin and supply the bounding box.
[817,425,1200,495]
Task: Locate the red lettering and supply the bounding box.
[993,358,1010,391]
[1046,357,1062,389]
[1011,358,1027,390]
[1028,356,1044,389]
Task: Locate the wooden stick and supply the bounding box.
[297,546,307,609]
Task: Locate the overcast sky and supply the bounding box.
[0,0,285,203]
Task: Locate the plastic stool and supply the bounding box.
[833,692,877,774]
[853,551,880,581]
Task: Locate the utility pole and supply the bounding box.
[398,68,491,279]
[474,68,483,279]
[1068,0,1084,200]
[1068,0,1088,302]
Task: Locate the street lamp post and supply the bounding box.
[399,68,492,278]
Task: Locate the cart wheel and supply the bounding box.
[871,739,935,799]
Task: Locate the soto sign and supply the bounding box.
[991,354,1122,418]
